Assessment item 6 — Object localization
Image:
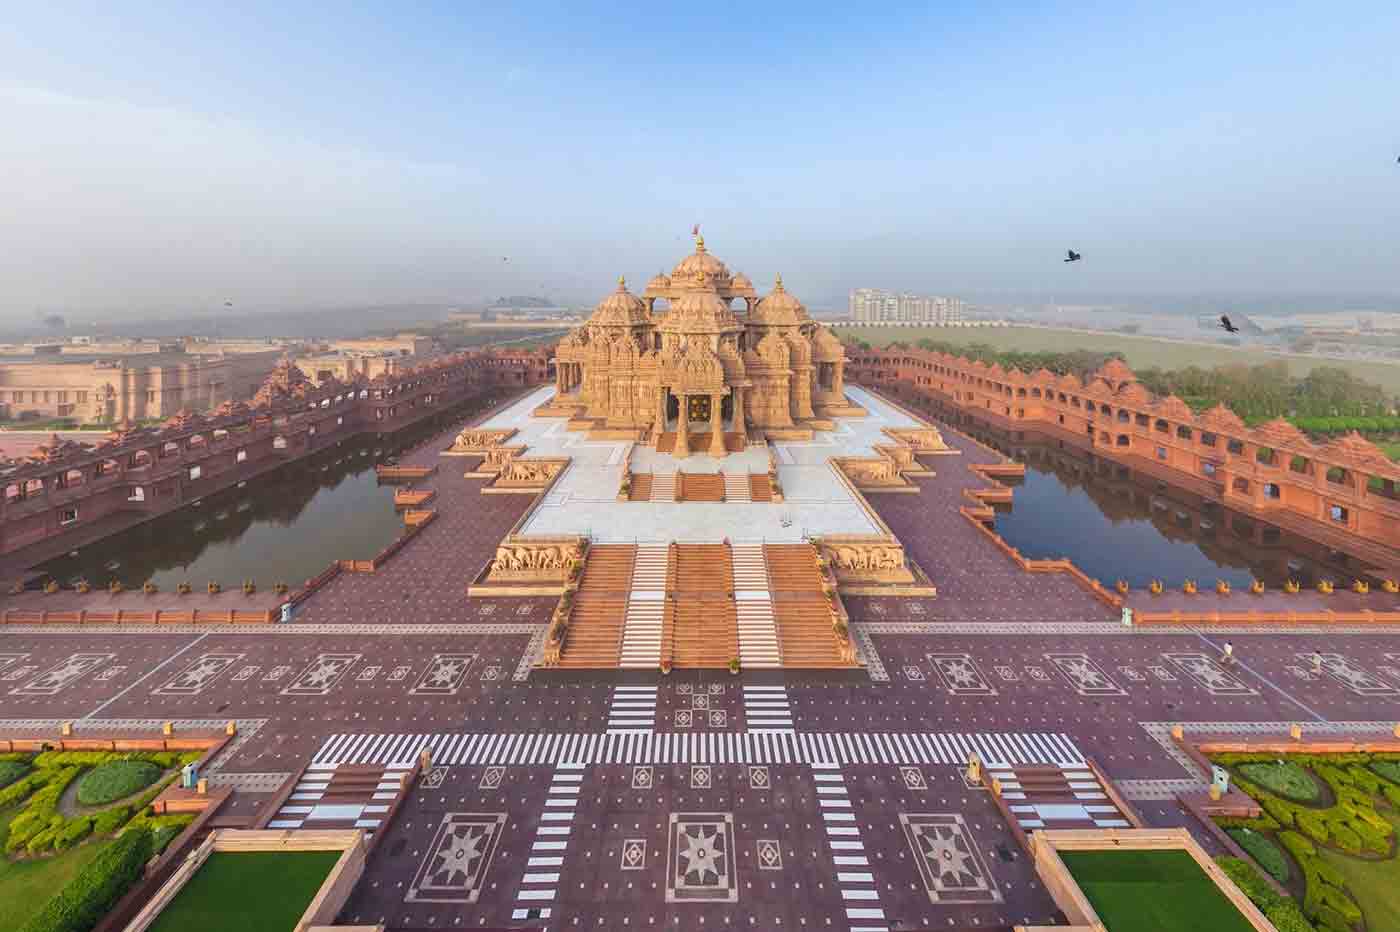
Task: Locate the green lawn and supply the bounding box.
[0,809,111,930]
[1317,811,1400,932]
[1060,849,1258,932]
[146,850,342,932]
[836,324,1400,393]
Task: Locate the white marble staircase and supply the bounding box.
[731,544,780,668]
[651,472,677,503]
[620,545,668,668]
[723,472,752,502]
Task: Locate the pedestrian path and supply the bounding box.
[311,730,1085,767]
[987,762,1133,831]
[606,685,657,732]
[511,763,582,922]
[813,763,886,932]
[742,684,794,730]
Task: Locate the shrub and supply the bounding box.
[53,816,93,851]
[1216,812,1282,832]
[1326,821,1361,854]
[0,769,49,808]
[1264,904,1317,932]
[90,806,131,837]
[1239,760,1320,802]
[17,825,153,932]
[76,760,161,806]
[1227,827,1290,882]
[0,758,31,788]
[1295,809,1331,845]
[1216,855,1315,932]
[1260,794,1301,828]
[1279,830,1316,860]
[1369,759,1400,784]
[1314,884,1362,925]
[1347,764,1383,795]
[6,767,81,853]
[25,818,64,854]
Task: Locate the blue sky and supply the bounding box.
[0,1,1397,319]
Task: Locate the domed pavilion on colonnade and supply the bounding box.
[551,233,859,456]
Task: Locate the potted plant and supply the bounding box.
[1249,579,1265,594]
[143,581,158,595]
[659,658,673,676]
[1283,579,1301,593]
[75,578,91,594]
[832,618,849,641]
[43,580,59,594]
[177,581,192,595]
[1148,579,1164,595]
[1352,579,1370,594]
[208,581,222,595]
[728,657,740,676]
[274,582,289,595]
[1114,579,1129,594]
[1215,580,1230,595]
[1183,579,1197,595]
[8,579,23,595]
[1317,579,1334,594]
[243,579,256,596]
[1384,579,1399,594]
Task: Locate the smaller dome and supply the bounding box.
[731,272,754,290]
[751,274,808,325]
[646,271,672,290]
[588,276,648,327]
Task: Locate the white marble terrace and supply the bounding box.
[472,384,921,544]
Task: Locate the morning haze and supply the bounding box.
[0,1,1397,328]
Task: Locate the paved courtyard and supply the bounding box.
[5,389,1400,931]
[483,384,917,542]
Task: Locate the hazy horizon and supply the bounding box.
[2,2,1398,326]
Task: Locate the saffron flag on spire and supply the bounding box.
[692,224,700,236]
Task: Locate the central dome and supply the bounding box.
[670,235,731,286]
[658,291,741,334]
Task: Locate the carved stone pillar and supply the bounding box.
[709,391,726,457]
[653,386,667,441]
[676,392,690,458]
[733,385,747,444]
[832,360,844,397]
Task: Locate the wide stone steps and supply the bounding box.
[620,545,669,668]
[749,475,774,502]
[628,473,653,502]
[555,544,634,668]
[650,473,677,503]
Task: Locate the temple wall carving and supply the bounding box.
[486,535,585,582]
[815,536,915,584]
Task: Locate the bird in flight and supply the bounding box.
[224,300,233,307]
[502,256,510,262]
[1219,315,1240,334]
[1064,249,1082,263]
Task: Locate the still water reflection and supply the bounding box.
[34,404,477,589]
[976,436,1356,588]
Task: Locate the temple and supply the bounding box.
[551,234,857,454]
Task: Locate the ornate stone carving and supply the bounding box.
[817,538,914,584]
[486,537,584,582]
[450,428,517,453]
[499,458,564,486]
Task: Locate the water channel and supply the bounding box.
[966,430,1362,588]
[32,398,493,590]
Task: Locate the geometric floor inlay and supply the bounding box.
[406,812,507,903]
[666,812,738,903]
[899,812,1002,904]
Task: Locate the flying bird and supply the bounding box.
[1064,250,1081,263]
[224,300,233,307]
[502,256,510,262]
[1220,315,1240,334]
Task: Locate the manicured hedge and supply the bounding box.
[1369,759,1400,784]
[0,759,31,788]
[1215,857,1316,932]
[75,761,161,807]
[1238,761,1320,802]
[5,767,81,854]
[1227,827,1289,882]
[17,826,153,932]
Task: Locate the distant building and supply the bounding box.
[849,289,963,325]
[0,350,282,423]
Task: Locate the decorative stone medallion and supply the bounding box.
[756,838,783,870]
[281,652,361,696]
[621,838,647,870]
[478,765,506,790]
[154,652,245,695]
[406,812,507,903]
[423,766,448,789]
[900,766,927,791]
[411,653,476,695]
[666,812,738,903]
[1161,652,1256,695]
[747,766,770,790]
[690,765,712,789]
[12,652,114,695]
[927,652,996,696]
[900,812,1001,904]
[632,765,653,789]
[709,710,727,728]
[1044,652,1125,697]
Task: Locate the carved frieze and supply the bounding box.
[817,537,915,584]
[486,537,584,582]
[450,427,517,453]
